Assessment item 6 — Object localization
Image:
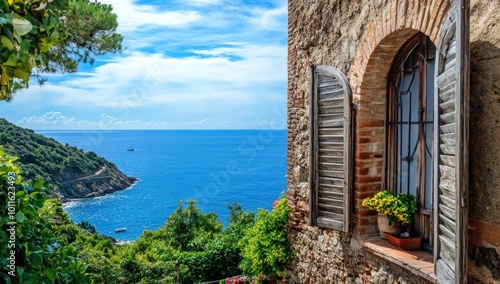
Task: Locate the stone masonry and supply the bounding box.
[287,0,500,283]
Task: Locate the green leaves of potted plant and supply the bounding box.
[362,191,418,241]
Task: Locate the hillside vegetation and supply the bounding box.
[0,147,291,283]
[0,118,136,200]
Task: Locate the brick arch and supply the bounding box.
[349,0,450,234]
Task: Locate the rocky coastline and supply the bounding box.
[54,164,138,202]
[0,118,138,202]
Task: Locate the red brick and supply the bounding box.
[355,159,384,168]
[356,138,371,144]
[357,120,384,128]
[357,216,378,226]
[355,183,382,192]
[355,167,370,175]
[355,142,384,152]
[429,0,448,43]
[408,0,419,28]
[367,22,377,48]
[357,129,372,136]
[354,189,380,199]
[396,0,407,30]
[356,152,371,159]
[356,151,385,160]
[417,0,429,31]
[355,175,382,183]
[358,209,377,217]
[356,224,379,235]
[390,0,398,31]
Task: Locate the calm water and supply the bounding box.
[38,130,287,241]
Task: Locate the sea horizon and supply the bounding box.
[38,129,287,241]
[32,127,288,133]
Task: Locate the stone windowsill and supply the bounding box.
[362,235,437,283]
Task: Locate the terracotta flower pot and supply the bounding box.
[385,232,422,251]
[377,213,401,238]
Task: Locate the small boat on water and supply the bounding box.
[126,148,136,152]
[114,228,127,233]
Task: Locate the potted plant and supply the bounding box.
[362,191,420,249]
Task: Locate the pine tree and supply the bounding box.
[0,0,123,100]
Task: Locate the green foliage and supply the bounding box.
[68,229,121,283]
[362,190,418,225]
[41,0,123,73]
[0,118,129,197]
[0,0,122,100]
[0,145,291,283]
[111,200,255,283]
[239,196,291,280]
[76,221,96,234]
[177,203,255,283]
[0,147,89,283]
[0,0,65,98]
[164,200,223,251]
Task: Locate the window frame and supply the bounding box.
[386,32,436,251]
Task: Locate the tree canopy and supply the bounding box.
[0,0,123,100]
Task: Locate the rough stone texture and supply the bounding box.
[56,164,137,202]
[467,0,500,282]
[287,0,500,283]
[469,0,500,223]
[288,226,434,284]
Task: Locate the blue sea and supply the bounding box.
[37,130,287,241]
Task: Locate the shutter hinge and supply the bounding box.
[461,197,466,207]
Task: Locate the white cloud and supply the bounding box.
[18,112,286,130]
[19,43,286,109]
[250,4,287,31]
[98,0,287,49]
[19,112,90,125]
[1,0,288,130]
[100,0,201,32]
[181,0,223,6]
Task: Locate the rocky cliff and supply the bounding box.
[54,163,137,202]
[0,118,137,201]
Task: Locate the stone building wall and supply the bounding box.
[467,1,500,282]
[286,0,500,283]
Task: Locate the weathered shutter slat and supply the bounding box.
[310,65,352,232]
[440,123,455,134]
[439,155,456,166]
[318,170,344,179]
[318,177,344,186]
[318,211,344,220]
[440,144,456,155]
[319,190,343,198]
[440,133,455,144]
[433,0,469,283]
[318,186,344,194]
[318,197,344,208]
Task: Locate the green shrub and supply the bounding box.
[0,147,89,283]
[239,195,291,279]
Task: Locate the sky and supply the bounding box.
[0,0,287,130]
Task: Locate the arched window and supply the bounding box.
[387,33,436,251]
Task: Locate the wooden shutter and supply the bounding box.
[433,0,469,283]
[310,65,352,232]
